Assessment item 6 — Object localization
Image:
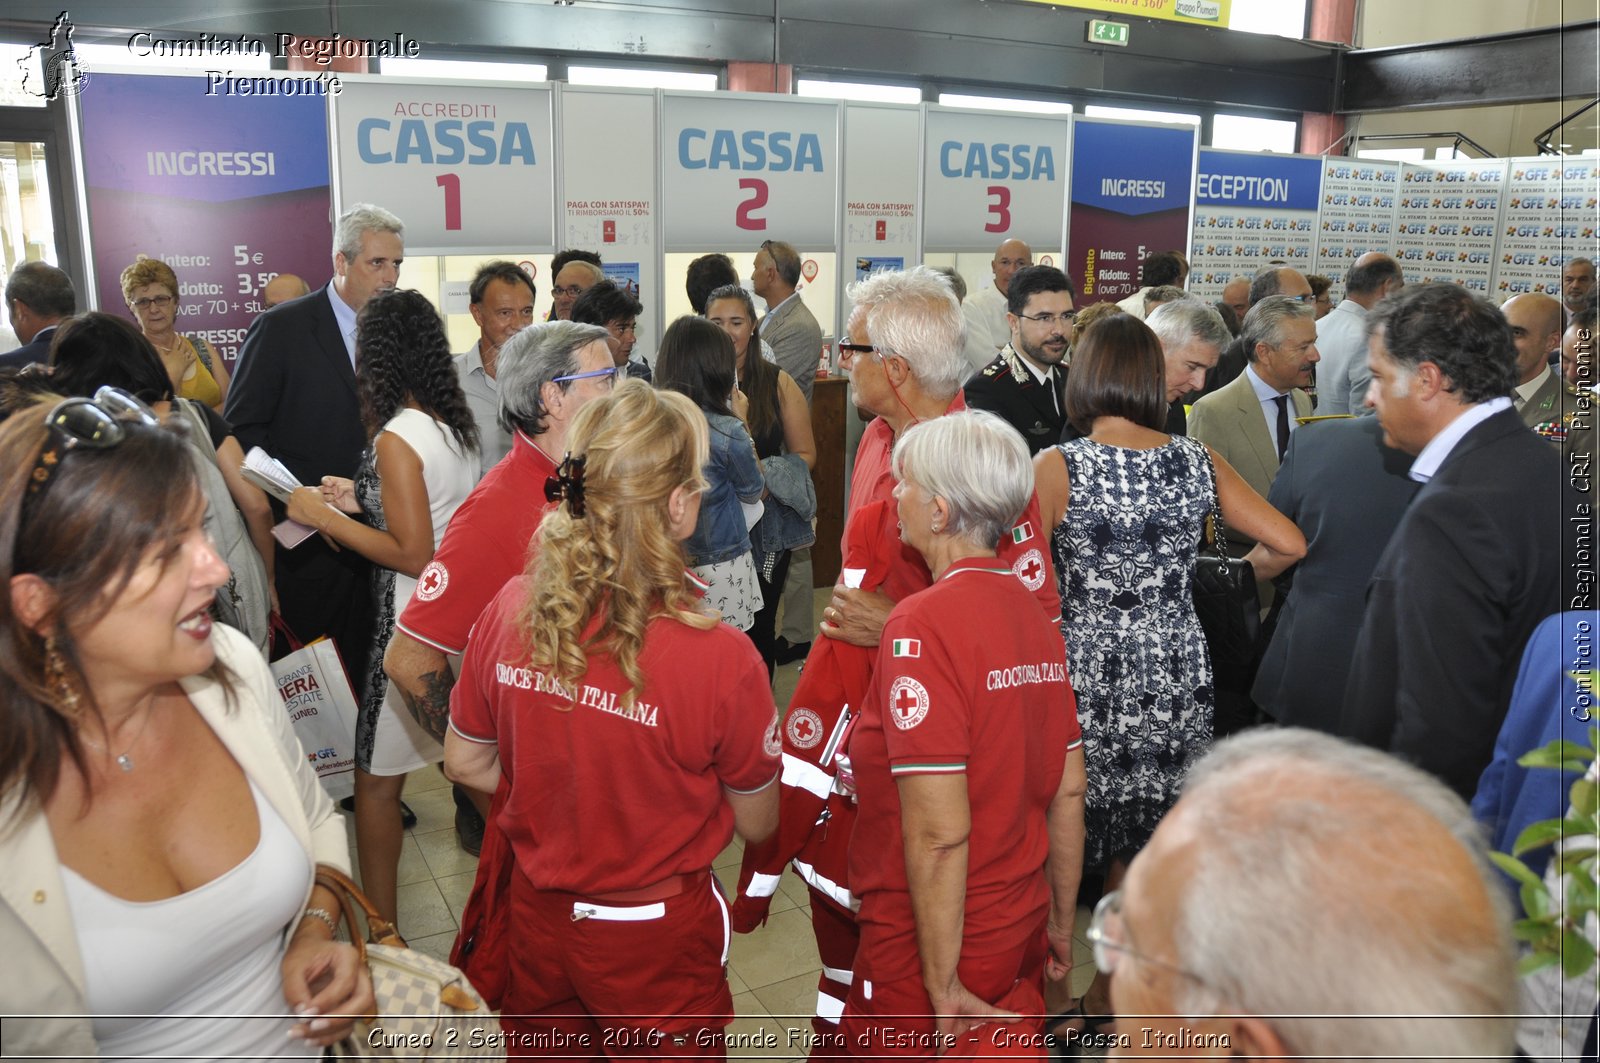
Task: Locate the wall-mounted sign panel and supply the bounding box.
[1394,160,1507,295]
[1493,156,1598,299]
[923,107,1069,253]
[841,102,921,333]
[78,72,332,368]
[1189,148,1320,301]
[333,77,555,254]
[660,93,839,251]
[561,86,659,355]
[1312,159,1399,283]
[1067,118,1195,304]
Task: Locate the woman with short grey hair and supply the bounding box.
[838,409,1087,1051]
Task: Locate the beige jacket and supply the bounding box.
[0,624,350,1060]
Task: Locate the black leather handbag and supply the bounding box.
[1192,449,1260,694]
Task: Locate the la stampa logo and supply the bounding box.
[19,12,90,100]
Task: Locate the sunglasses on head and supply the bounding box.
[23,387,166,518]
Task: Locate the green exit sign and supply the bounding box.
[1088,19,1130,47]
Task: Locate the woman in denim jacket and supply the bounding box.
[655,316,766,631]
[705,285,817,675]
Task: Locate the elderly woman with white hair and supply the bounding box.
[839,410,1087,1056]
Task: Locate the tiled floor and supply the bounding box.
[350,588,1101,1056]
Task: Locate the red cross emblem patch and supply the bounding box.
[888,676,930,731]
[416,561,449,602]
[786,706,825,750]
[1013,548,1046,592]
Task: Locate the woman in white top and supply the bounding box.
[288,288,479,929]
[0,392,370,1058]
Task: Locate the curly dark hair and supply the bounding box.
[355,289,480,454]
[705,284,780,441]
[1366,283,1515,404]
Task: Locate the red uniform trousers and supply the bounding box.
[837,917,1049,1061]
[803,888,859,1056]
[503,862,734,1061]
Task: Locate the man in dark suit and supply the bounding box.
[964,264,1073,455]
[225,203,405,695]
[0,262,75,370]
[1249,416,1419,734]
[1341,283,1570,800]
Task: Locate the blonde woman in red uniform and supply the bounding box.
[841,410,1087,1058]
[445,378,780,1056]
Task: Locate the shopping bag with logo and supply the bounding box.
[269,614,359,801]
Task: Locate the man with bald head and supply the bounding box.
[1096,728,1516,1059]
[1315,252,1404,415]
[961,237,1032,373]
[1503,292,1568,427]
[1198,264,1314,398]
[261,272,309,310]
[1220,277,1249,323]
[550,258,603,321]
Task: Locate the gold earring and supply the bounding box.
[43,634,80,714]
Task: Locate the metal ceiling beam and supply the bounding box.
[778,0,1337,114]
[1341,22,1599,113]
[0,0,1340,113]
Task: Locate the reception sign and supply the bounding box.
[78,72,333,367]
[1189,149,1319,301]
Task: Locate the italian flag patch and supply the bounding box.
[1011,522,1033,544]
[892,638,921,658]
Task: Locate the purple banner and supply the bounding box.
[1068,119,1196,305]
[80,73,333,368]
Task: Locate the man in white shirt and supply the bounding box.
[1315,253,1404,415]
[456,261,536,479]
[960,238,1032,375]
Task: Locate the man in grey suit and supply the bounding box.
[1197,265,1314,397]
[752,238,823,400]
[1187,296,1317,551]
[1248,417,1419,733]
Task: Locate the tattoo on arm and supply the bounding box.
[397,668,456,744]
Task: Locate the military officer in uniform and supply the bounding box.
[963,265,1076,455]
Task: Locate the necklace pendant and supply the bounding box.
[116,754,134,773]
